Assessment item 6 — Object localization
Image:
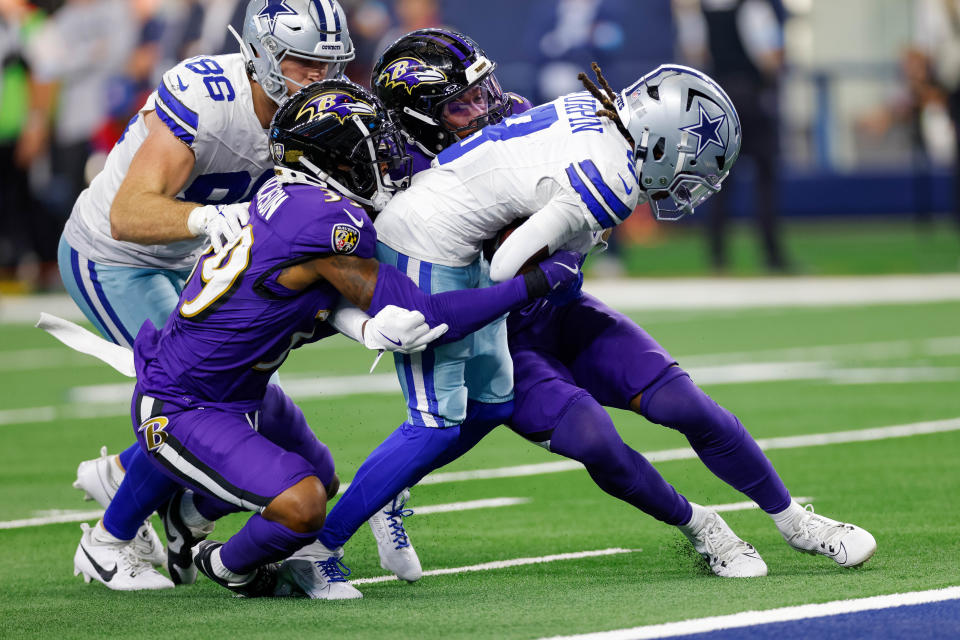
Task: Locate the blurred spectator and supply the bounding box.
[679,0,791,273]
[914,0,960,236]
[371,0,443,65]
[0,0,46,287]
[14,0,136,288]
[341,0,390,81]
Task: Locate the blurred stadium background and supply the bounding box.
[1,0,959,289]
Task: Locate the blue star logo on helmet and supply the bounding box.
[680,103,727,157]
[297,91,376,124]
[377,57,447,93]
[256,0,297,34]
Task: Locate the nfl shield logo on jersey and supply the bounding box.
[332,223,359,254]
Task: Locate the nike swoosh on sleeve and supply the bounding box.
[344,209,365,228]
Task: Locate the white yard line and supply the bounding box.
[537,586,960,640]
[0,497,530,530]
[351,548,636,585]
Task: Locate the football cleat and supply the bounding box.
[368,489,422,582]
[161,489,214,585]
[193,540,280,598]
[682,510,768,578]
[73,446,124,508]
[73,522,174,590]
[781,504,877,567]
[277,542,363,600]
[131,521,166,568]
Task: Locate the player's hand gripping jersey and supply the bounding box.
[63,54,274,271]
[134,178,368,412]
[374,90,642,277]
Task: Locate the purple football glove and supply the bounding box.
[523,250,583,299]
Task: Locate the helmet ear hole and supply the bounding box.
[716,155,725,171]
[652,137,665,161]
[646,84,660,101]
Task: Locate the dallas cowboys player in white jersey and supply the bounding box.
[62,0,423,591]
[285,52,739,596]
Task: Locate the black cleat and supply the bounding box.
[161,489,212,585]
[193,540,280,598]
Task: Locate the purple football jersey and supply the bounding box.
[134,177,376,412]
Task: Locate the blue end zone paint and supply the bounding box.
[672,599,960,640]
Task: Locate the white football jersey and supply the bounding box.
[63,54,274,270]
[374,91,643,269]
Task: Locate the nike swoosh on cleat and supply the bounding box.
[378,331,402,347]
[619,174,634,194]
[80,544,118,582]
[343,208,364,228]
[177,75,188,91]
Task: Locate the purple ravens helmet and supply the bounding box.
[371,28,510,155]
[269,79,410,209]
[616,65,741,220]
[231,0,355,106]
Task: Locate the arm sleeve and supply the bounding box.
[327,299,368,343]
[368,263,531,343]
[488,196,586,282]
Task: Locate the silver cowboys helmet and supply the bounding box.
[615,64,741,220]
[230,0,355,106]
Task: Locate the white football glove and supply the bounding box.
[187,203,251,252]
[362,305,448,354]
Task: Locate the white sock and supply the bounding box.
[92,520,129,545]
[677,502,709,536]
[179,491,214,531]
[211,546,253,584]
[770,500,805,535]
[290,540,341,560]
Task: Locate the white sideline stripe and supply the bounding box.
[537,586,960,640]
[351,548,636,585]
[0,509,104,529]
[0,496,787,531]
[413,497,530,515]
[5,275,960,324]
[711,497,812,513]
[0,497,529,530]
[395,417,960,487]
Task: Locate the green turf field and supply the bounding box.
[1,298,959,639]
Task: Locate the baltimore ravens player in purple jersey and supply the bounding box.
[67,0,358,590]
[123,79,581,598]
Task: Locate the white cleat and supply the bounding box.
[72,446,124,508]
[73,523,174,591]
[368,489,422,582]
[276,542,363,600]
[132,521,167,568]
[781,504,877,567]
[682,510,768,578]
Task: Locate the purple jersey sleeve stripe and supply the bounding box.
[155,103,196,146]
[157,80,199,131]
[578,160,631,221]
[565,163,616,229]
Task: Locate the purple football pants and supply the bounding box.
[507,293,791,524]
[131,384,336,573]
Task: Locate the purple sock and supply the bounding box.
[549,394,691,525]
[219,513,320,575]
[640,372,792,514]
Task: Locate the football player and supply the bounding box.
[280,32,697,597]
[63,0,405,591]
[111,79,581,599]
[302,42,875,592]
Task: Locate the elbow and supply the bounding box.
[109,213,125,241]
